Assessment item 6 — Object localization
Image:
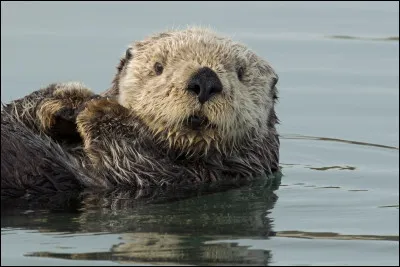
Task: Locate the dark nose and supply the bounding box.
[187,67,223,104]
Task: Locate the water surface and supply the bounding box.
[1,1,399,266]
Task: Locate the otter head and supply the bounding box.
[111,27,279,156]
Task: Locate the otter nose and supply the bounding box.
[187,67,223,104]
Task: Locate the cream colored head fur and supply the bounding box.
[116,27,279,155]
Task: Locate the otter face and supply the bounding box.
[116,27,279,155]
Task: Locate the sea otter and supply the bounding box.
[1,27,280,201]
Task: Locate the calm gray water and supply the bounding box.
[1,1,399,266]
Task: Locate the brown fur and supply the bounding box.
[1,82,98,144]
[37,84,95,131]
[1,27,280,201]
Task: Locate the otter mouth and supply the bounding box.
[186,115,216,131]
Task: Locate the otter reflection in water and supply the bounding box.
[1,174,281,266]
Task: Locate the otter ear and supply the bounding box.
[257,59,279,102]
[271,75,279,101]
[125,47,133,61]
[118,47,133,73]
[268,75,280,127]
[102,47,133,97]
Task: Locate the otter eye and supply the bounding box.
[237,67,244,81]
[154,62,164,75]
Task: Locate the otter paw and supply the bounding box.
[37,82,99,134]
[76,98,129,145]
[80,98,128,120]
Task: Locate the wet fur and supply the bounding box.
[1,27,280,202]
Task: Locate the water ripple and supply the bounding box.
[281,134,399,150]
[276,230,399,242]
